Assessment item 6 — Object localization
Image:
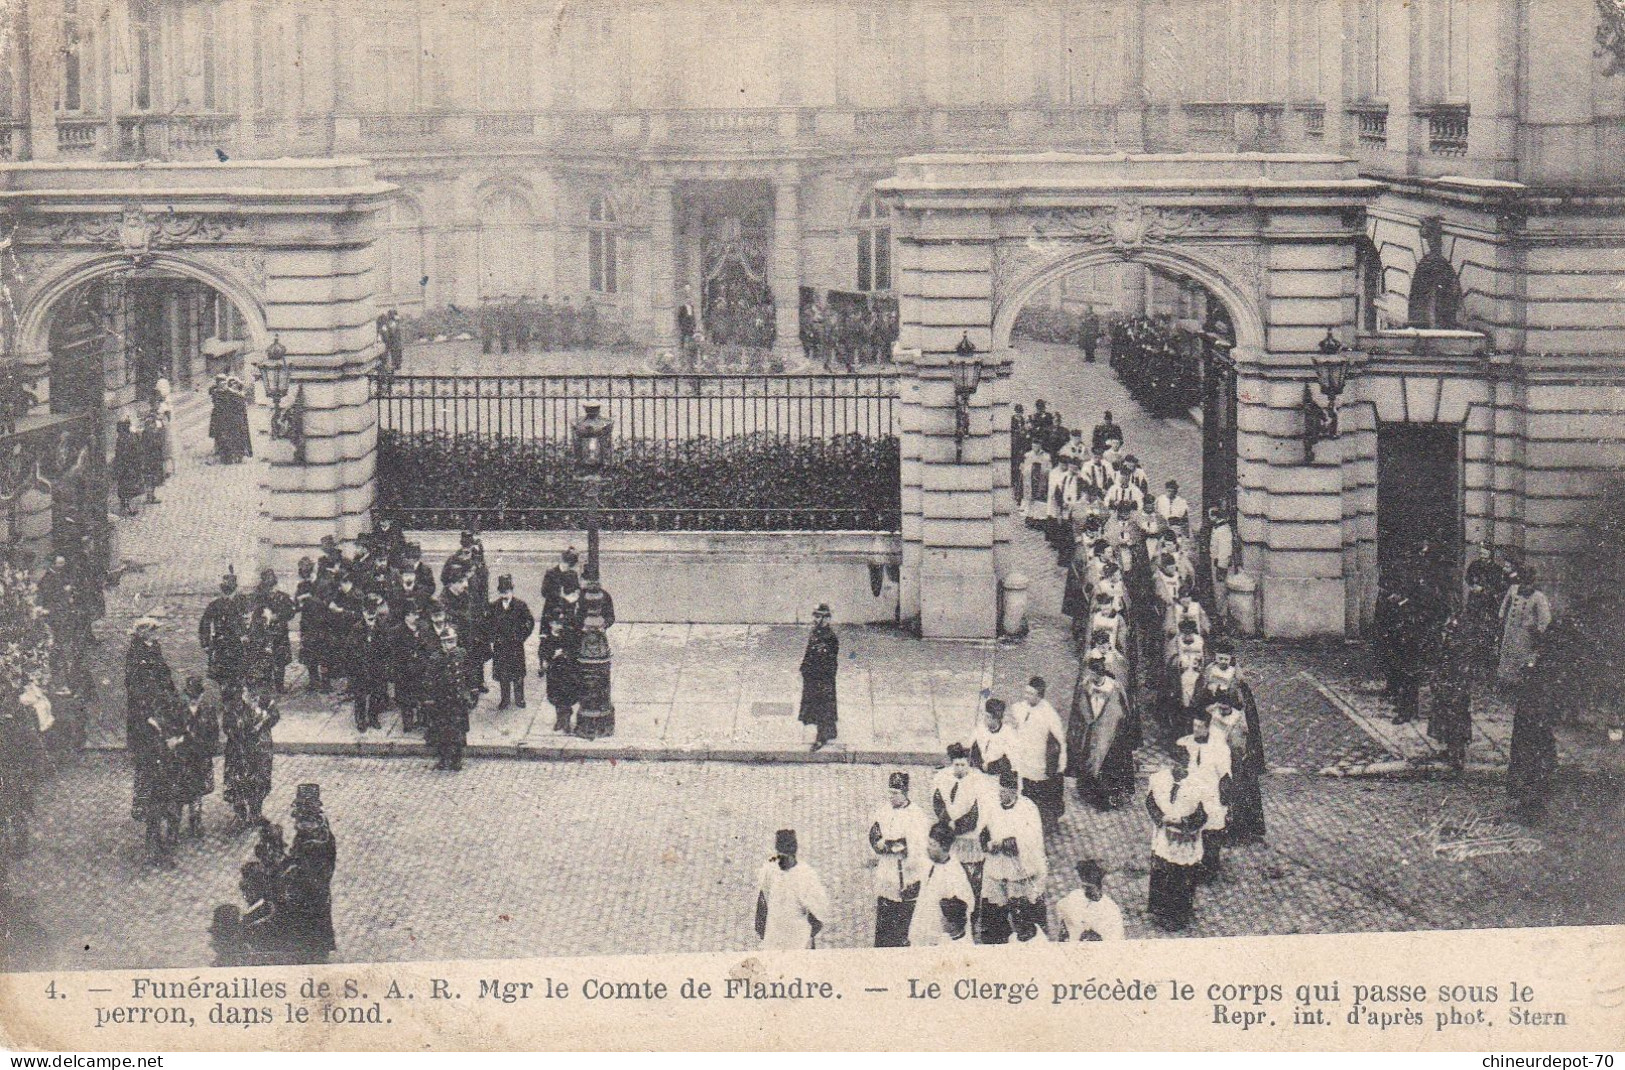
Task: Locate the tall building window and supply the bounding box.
[588,196,619,295]
[201,7,218,110]
[132,0,154,111]
[479,19,532,109]
[856,193,891,292]
[948,14,1004,106]
[60,0,82,112]
[1356,0,1382,98]
[479,188,534,298]
[385,197,426,303]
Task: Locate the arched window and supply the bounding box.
[588,195,618,294]
[384,197,426,304]
[478,188,533,299]
[1408,253,1462,329]
[856,192,891,292]
[1356,238,1384,332]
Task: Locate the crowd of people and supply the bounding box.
[209,784,337,967]
[760,409,1263,948]
[1108,315,1206,418]
[798,292,899,372]
[1375,542,1565,821]
[472,295,612,356]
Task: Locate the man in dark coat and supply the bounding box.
[323,572,363,692]
[487,575,535,711]
[425,627,473,771]
[443,531,491,608]
[1374,586,1427,725]
[284,785,338,965]
[799,603,839,751]
[125,618,177,828]
[250,569,296,693]
[347,596,391,731]
[199,570,248,690]
[538,608,580,733]
[1428,614,1475,773]
[390,602,432,733]
[540,548,580,623]
[222,687,278,827]
[442,569,488,695]
[1080,307,1102,363]
[176,675,220,838]
[294,558,329,693]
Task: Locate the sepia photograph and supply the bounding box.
[0,0,1622,1047]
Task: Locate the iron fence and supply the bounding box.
[373,373,901,533]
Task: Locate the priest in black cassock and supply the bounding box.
[799,603,839,751]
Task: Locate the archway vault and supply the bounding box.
[878,152,1382,640]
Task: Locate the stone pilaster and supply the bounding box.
[648,181,677,354]
[772,169,802,362]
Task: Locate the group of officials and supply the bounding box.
[757,412,1267,949]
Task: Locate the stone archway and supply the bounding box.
[1,159,396,572]
[878,153,1383,639]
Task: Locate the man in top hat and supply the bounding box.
[200,568,248,690]
[910,822,975,946]
[1055,859,1124,942]
[755,829,831,951]
[443,531,491,609]
[978,767,1047,944]
[1007,676,1067,835]
[867,771,932,947]
[798,604,839,751]
[487,575,536,711]
[390,601,433,733]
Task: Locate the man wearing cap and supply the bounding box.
[425,624,474,771]
[931,743,988,911]
[868,771,932,947]
[1055,860,1125,942]
[909,822,975,945]
[199,569,248,691]
[250,569,296,694]
[755,829,832,950]
[538,607,581,732]
[1007,676,1067,835]
[488,575,536,711]
[443,531,491,609]
[1068,652,1134,812]
[978,768,1047,943]
[798,604,839,751]
[540,548,581,623]
[1146,751,1208,931]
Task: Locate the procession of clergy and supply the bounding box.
[757,407,1265,950]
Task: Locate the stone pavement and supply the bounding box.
[6,749,1622,972]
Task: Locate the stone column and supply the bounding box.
[648,180,678,355]
[772,167,802,363]
[23,0,65,160]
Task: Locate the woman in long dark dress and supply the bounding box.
[283,787,337,964]
[113,419,143,515]
[799,603,839,751]
[1507,650,1559,823]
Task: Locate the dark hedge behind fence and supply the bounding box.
[375,429,902,532]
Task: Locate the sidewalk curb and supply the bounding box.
[85,740,945,767]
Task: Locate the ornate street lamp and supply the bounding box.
[950,332,984,463]
[572,402,617,738]
[1303,328,1352,462]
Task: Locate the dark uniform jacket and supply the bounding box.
[486,596,536,682]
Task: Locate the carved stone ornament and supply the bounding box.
[50,204,241,263]
[1034,200,1212,247]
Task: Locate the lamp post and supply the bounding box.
[572,402,617,738]
[1303,329,1352,463]
[950,332,984,463]
[259,335,291,435]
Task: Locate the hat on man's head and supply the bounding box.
[562,548,579,566]
[998,768,1020,790]
[812,603,832,617]
[888,771,909,792]
[774,829,797,855]
[459,530,476,547]
[946,741,967,761]
[1076,859,1105,886]
[320,534,338,549]
[496,574,514,593]
[220,568,238,594]
[1210,636,1235,656]
[292,783,323,820]
[209,904,243,939]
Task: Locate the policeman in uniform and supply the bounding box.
[425,625,473,771]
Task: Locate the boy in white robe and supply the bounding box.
[1178,708,1232,884]
[969,698,1015,776]
[979,768,1048,944]
[868,771,933,947]
[931,743,988,905]
[756,829,831,950]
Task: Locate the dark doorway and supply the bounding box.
[1377,423,1461,600]
[1200,310,1238,522]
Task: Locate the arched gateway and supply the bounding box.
[1,159,395,570]
[878,153,1383,640]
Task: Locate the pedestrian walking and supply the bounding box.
[908,823,975,946]
[113,419,143,516]
[1145,751,1208,932]
[176,676,220,838]
[1067,652,1134,812]
[1006,676,1066,834]
[283,784,337,965]
[1497,567,1552,687]
[1507,650,1559,824]
[222,686,278,828]
[200,569,247,691]
[250,569,296,694]
[977,768,1047,944]
[487,575,535,711]
[755,829,831,951]
[1178,708,1231,885]
[798,603,839,751]
[124,617,176,828]
[867,771,931,948]
[930,742,988,913]
[1428,614,1474,772]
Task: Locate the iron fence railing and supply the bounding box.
[373,373,901,533]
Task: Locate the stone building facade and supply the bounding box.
[2,0,1623,635]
